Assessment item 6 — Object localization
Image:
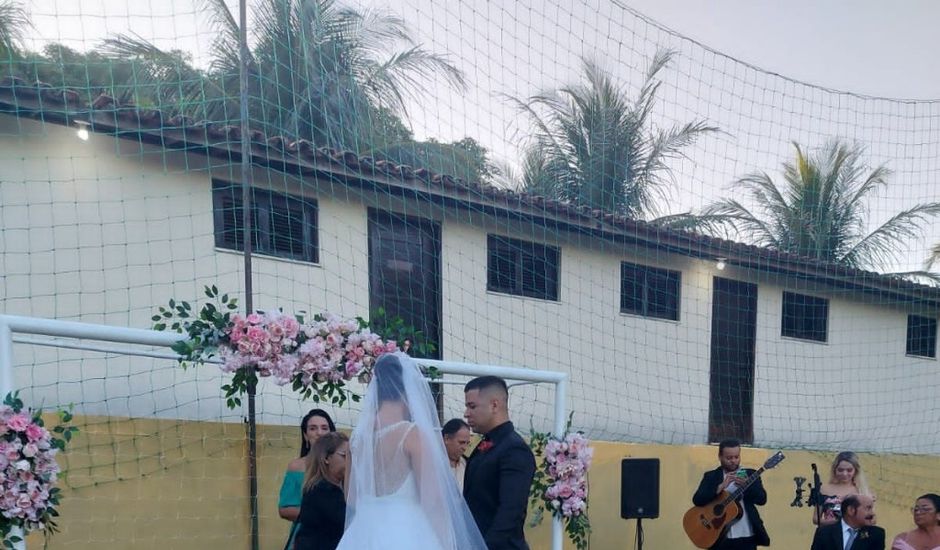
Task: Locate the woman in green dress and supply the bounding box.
[279,409,336,549]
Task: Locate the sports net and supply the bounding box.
[2,0,940,546]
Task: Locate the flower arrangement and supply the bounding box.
[0,392,77,544]
[153,286,418,408]
[529,417,592,550]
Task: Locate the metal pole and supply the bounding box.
[0,320,16,396]
[237,1,259,549]
[551,375,568,550]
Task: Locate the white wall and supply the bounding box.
[0,117,372,427]
[754,286,940,453]
[2,115,938,452]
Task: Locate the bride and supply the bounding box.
[337,353,487,550]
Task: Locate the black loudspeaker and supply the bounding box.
[621,458,660,519]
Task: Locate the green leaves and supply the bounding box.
[513,51,717,219]
[153,286,237,369]
[700,140,940,274]
[367,307,437,359]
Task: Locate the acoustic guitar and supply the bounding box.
[682,451,785,549]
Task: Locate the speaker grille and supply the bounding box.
[621,458,660,519]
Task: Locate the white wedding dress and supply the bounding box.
[338,422,445,549]
[337,354,486,550]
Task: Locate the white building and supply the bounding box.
[2,78,938,452]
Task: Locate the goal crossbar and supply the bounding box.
[0,314,568,550]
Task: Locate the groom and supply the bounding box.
[463,376,536,550]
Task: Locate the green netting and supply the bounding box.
[2,0,940,547]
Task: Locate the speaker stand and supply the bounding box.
[635,517,644,550]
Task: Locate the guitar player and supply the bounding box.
[692,439,771,550]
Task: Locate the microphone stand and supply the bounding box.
[808,463,822,526]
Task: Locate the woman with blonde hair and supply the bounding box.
[294,432,350,550]
[813,451,871,526]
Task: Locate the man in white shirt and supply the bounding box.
[811,494,885,550]
[442,418,471,492]
[692,438,770,549]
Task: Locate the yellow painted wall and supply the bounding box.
[31,416,940,549]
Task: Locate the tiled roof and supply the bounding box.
[2,75,938,306]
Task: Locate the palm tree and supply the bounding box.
[0,0,30,59]
[510,51,717,219]
[101,0,465,152]
[927,243,940,271]
[700,140,940,272]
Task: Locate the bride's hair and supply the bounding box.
[303,431,349,491]
[375,354,405,402]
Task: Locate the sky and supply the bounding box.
[22,0,940,268]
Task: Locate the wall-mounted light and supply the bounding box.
[75,120,90,141]
[716,257,727,270]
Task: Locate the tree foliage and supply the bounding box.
[700,140,940,273]
[511,51,717,219]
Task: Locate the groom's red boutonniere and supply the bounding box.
[477,440,494,453]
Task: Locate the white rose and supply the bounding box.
[14,459,30,471]
[22,443,38,458]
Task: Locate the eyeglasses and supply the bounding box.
[912,507,936,513]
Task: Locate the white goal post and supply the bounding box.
[0,314,569,550]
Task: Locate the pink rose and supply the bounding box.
[25,423,44,443]
[7,413,31,432]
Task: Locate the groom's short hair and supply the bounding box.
[464,376,508,399]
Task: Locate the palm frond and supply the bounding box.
[0,0,30,56]
[926,242,940,270]
[840,202,940,270]
[362,45,466,115]
[700,197,781,248]
[196,0,242,74]
[510,50,715,219]
[98,32,221,116]
[650,211,737,236]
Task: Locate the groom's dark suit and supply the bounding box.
[810,522,885,550]
[463,421,535,550]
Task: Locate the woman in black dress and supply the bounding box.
[294,432,349,550]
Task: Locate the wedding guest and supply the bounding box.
[692,439,769,549]
[294,432,350,550]
[814,451,872,526]
[442,418,471,492]
[811,494,884,550]
[891,493,940,550]
[278,409,336,549]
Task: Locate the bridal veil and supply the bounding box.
[344,352,487,550]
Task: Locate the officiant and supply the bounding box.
[442,418,471,492]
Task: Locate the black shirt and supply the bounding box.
[293,478,346,550]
